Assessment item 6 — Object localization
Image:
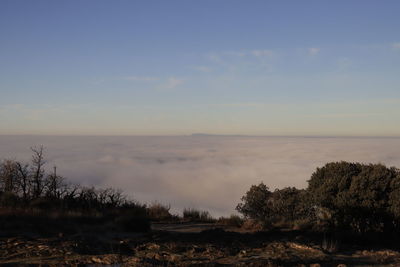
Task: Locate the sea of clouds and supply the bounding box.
[0,135,399,216]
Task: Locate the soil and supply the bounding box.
[1,222,400,266]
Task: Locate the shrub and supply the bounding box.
[241,219,264,231]
[183,208,215,222]
[147,202,175,221]
[217,214,244,227]
[111,202,150,232]
[0,192,19,208]
[236,182,273,227]
[237,162,400,234]
[114,213,150,232]
[308,162,400,233]
[236,183,308,228]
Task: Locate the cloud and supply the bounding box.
[208,49,274,61]
[0,104,26,110]
[204,49,276,72]
[207,53,223,63]
[216,102,264,108]
[193,66,212,72]
[392,43,400,50]
[308,47,320,56]
[251,50,274,57]
[223,51,247,57]
[1,136,400,216]
[123,76,159,82]
[313,112,383,119]
[336,57,352,69]
[164,77,184,89]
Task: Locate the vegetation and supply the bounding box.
[236,183,309,228]
[0,146,150,233]
[237,161,400,235]
[308,161,400,233]
[3,149,400,265]
[3,146,400,239]
[217,214,244,227]
[183,208,215,222]
[0,147,225,234]
[147,202,179,221]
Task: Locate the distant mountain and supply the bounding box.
[190,133,251,137]
[191,133,216,136]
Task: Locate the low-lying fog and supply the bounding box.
[0,135,399,216]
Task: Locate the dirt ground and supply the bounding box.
[1,222,400,266]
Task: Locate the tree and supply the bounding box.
[236,183,310,227]
[307,161,399,233]
[237,162,400,234]
[0,159,18,194]
[30,146,46,198]
[15,161,30,201]
[236,182,273,226]
[45,166,65,199]
[270,187,309,223]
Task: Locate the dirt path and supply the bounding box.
[151,222,230,233]
[2,224,400,266]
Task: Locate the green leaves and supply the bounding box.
[238,161,400,233]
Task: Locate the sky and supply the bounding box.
[1,1,400,136]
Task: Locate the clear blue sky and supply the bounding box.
[1,0,400,136]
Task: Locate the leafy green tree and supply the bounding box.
[238,162,400,234]
[308,161,399,233]
[271,187,309,223]
[236,182,273,226]
[236,184,310,227]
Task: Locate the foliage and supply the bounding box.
[217,214,244,227]
[0,147,151,233]
[236,183,273,226]
[308,161,400,233]
[237,161,400,234]
[183,208,215,222]
[236,183,308,228]
[147,202,177,221]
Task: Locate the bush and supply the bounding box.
[147,202,175,221]
[217,214,244,227]
[237,161,400,234]
[236,183,273,227]
[183,208,215,222]
[114,213,150,232]
[236,183,308,228]
[0,192,19,208]
[241,219,264,231]
[308,162,400,233]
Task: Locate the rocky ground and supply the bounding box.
[1,223,400,266]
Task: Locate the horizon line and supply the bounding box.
[0,133,400,139]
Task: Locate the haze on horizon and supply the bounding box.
[1,1,400,137]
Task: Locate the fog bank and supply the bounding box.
[0,135,399,216]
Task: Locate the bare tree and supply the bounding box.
[15,161,30,201]
[107,188,126,207]
[98,188,111,207]
[45,165,65,199]
[30,146,46,198]
[62,183,80,210]
[0,159,19,193]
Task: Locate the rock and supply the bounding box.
[167,253,182,262]
[146,243,160,250]
[238,250,247,258]
[145,251,162,260]
[91,257,102,263]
